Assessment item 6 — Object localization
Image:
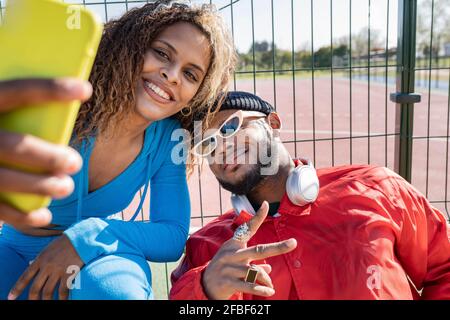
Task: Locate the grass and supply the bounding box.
[149,260,181,300]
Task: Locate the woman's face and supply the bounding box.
[135,22,212,122]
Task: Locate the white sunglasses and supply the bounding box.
[192,110,266,157]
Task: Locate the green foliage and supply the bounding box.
[237,41,350,73]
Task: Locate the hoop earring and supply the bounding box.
[180,106,192,117]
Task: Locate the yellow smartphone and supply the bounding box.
[0,0,103,212]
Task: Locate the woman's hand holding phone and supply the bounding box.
[0,78,91,228]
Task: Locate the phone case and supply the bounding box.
[0,0,103,212]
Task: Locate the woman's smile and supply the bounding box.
[142,78,173,104]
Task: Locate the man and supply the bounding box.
[0,78,88,228]
[170,91,450,300]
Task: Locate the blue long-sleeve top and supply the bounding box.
[48,118,190,265]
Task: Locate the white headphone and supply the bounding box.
[231,159,320,215]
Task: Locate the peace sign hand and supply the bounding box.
[201,201,297,300]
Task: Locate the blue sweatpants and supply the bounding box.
[0,224,153,300]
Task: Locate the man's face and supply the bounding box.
[207,109,277,195]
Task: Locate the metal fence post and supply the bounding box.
[393,0,419,182]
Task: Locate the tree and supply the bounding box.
[250,41,271,53]
[275,51,292,70]
[314,46,332,68]
[417,0,450,58]
[295,50,312,68]
[351,28,383,59]
[333,44,349,59]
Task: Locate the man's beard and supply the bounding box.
[217,129,276,195]
[217,163,267,195]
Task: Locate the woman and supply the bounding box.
[0,0,236,300]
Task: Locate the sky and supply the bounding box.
[197,0,399,52]
[1,0,400,52]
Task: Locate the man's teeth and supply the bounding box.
[145,80,170,100]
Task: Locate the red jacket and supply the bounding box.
[170,165,450,300]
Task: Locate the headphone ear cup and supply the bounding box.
[286,165,319,206]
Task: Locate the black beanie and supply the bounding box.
[214,91,275,115]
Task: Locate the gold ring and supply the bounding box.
[244,264,259,283]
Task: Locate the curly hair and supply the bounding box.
[73,0,237,174]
